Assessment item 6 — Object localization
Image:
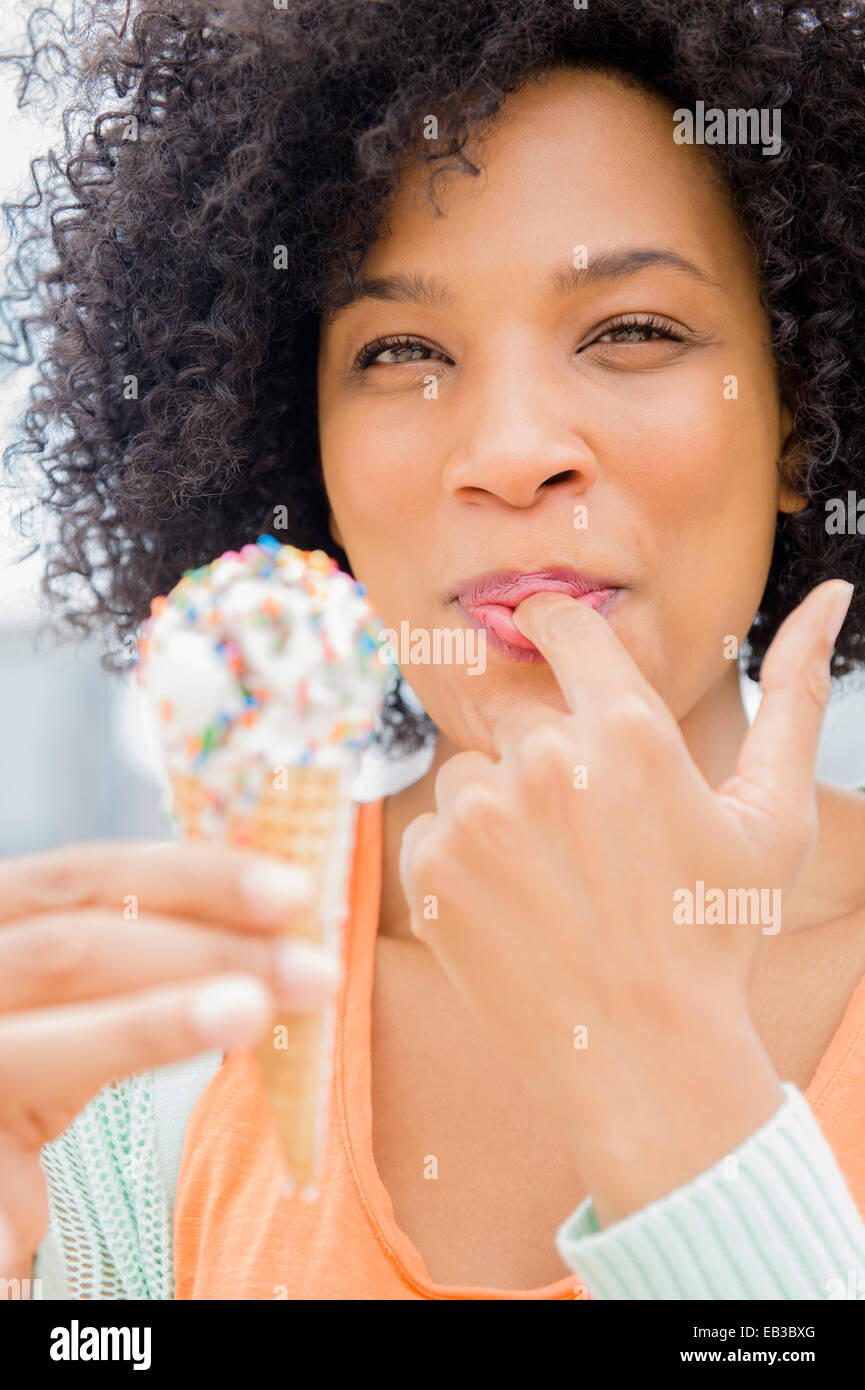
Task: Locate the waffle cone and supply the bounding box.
[169,764,357,1199]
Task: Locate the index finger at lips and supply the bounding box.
[0,840,313,934]
[511,591,657,714]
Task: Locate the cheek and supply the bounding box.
[599,368,782,711]
[616,360,780,579]
[318,410,414,603]
[617,363,777,511]
[319,404,436,548]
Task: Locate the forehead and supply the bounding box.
[361,66,755,291]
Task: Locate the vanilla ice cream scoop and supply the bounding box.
[136,535,393,818]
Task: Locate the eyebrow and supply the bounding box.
[342,247,724,311]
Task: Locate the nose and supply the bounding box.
[440,353,600,508]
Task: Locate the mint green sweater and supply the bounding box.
[34,1062,865,1300]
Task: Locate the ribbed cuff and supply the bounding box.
[556,1082,865,1299]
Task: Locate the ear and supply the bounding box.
[777,398,807,516]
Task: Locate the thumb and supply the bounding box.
[725,579,853,840]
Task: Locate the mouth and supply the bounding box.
[451,567,624,662]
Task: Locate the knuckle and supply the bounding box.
[400,812,431,861]
[400,825,442,886]
[449,782,501,830]
[802,666,832,716]
[30,850,93,910]
[433,765,461,812]
[606,692,655,731]
[605,694,668,757]
[409,834,444,880]
[513,722,571,783]
[27,917,101,996]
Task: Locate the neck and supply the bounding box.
[676,661,752,790]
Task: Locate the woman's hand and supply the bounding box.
[0,839,338,1272]
[399,578,853,1227]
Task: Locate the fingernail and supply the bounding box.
[189,977,271,1046]
[276,939,341,1009]
[241,861,314,918]
[822,581,854,646]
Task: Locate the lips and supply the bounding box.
[453,568,622,659]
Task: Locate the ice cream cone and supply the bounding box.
[137,537,393,1203]
[169,764,358,1199]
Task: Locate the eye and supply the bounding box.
[588,313,685,348]
[352,334,450,371]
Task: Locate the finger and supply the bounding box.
[510,592,665,718]
[731,580,853,819]
[0,840,313,934]
[396,811,442,939]
[490,701,571,762]
[398,811,437,888]
[0,910,341,1013]
[433,751,496,812]
[0,974,277,1145]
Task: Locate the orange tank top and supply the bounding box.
[172,797,865,1300]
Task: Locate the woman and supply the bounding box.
[2,0,865,1299]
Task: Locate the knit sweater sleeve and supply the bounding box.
[556,1081,865,1299]
[37,1070,174,1300]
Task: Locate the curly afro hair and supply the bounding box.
[2,0,865,754]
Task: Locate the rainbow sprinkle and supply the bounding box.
[136,535,393,791]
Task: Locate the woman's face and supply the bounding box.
[316,65,801,756]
